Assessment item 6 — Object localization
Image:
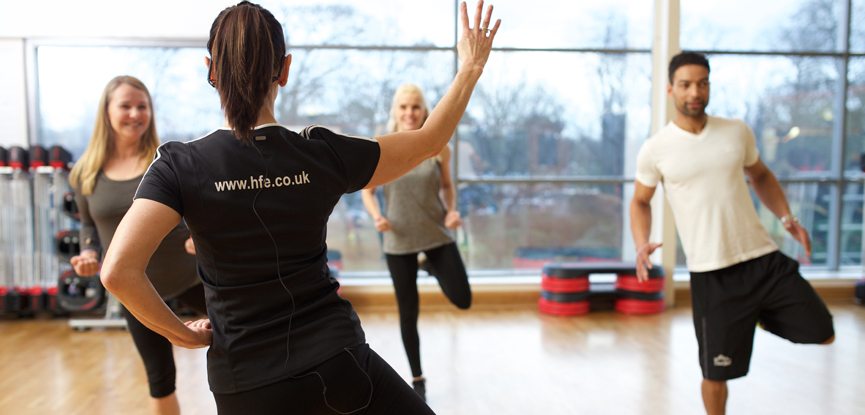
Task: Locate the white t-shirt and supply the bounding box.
[635,116,778,272]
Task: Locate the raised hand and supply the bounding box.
[457,1,501,72]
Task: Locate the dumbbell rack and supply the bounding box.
[37,150,124,329]
[1,147,37,315]
[52,171,126,331]
[0,144,126,328]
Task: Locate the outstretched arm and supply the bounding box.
[366,1,501,188]
[745,159,811,256]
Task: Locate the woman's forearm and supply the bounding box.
[442,182,457,212]
[361,189,383,219]
[101,199,199,347]
[102,266,194,346]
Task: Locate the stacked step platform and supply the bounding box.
[539,262,665,316]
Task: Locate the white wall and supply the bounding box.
[0,0,224,38]
[0,39,28,147]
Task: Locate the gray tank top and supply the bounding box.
[381,158,453,254]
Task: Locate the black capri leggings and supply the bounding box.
[120,283,207,398]
[385,242,472,378]
[213,343,435,415]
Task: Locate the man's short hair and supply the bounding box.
[668,52,710,84]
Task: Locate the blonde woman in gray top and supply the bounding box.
[68,76,206,415]
[361,84,472,401]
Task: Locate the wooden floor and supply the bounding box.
[1,302,863,415]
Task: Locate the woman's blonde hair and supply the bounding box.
[386,83,430,133]
[69,76,159,195]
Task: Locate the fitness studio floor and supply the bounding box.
[1,300,863,415]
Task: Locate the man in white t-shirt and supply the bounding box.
[630,52,835,415]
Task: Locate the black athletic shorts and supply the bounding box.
[690,251,834,381]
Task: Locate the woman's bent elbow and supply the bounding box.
[99,263,120,292]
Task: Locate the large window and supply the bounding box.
[679,0,864,273]
[263,1,652,275]
[853,0,865,52]
[28,0,863,279]
[681,0,847,53]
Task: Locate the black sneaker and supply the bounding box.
[412,378,426,402]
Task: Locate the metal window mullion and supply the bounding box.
[457,177,632,185]
[25,40,38,147]
[690,49,845,58]
[827,0,853,270]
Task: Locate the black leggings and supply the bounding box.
[121,283,207,398]
[213,344,435,415]
[385,242,472,378]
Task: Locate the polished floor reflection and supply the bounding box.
[1,303,862,415]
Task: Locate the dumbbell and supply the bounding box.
[57,269,105,312]
[56,229,81,258]
[62,192,80,221]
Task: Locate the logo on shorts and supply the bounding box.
[713,354,732,367]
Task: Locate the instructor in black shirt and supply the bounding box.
[100,1,500,414]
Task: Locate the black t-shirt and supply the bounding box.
[135,124,380,393]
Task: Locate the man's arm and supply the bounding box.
[744,159,811,256]
[630,181,662,281]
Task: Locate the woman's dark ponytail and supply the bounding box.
[207,1,285,143]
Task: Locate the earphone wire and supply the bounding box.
[250,141,296,367]
[251,136,372,414]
